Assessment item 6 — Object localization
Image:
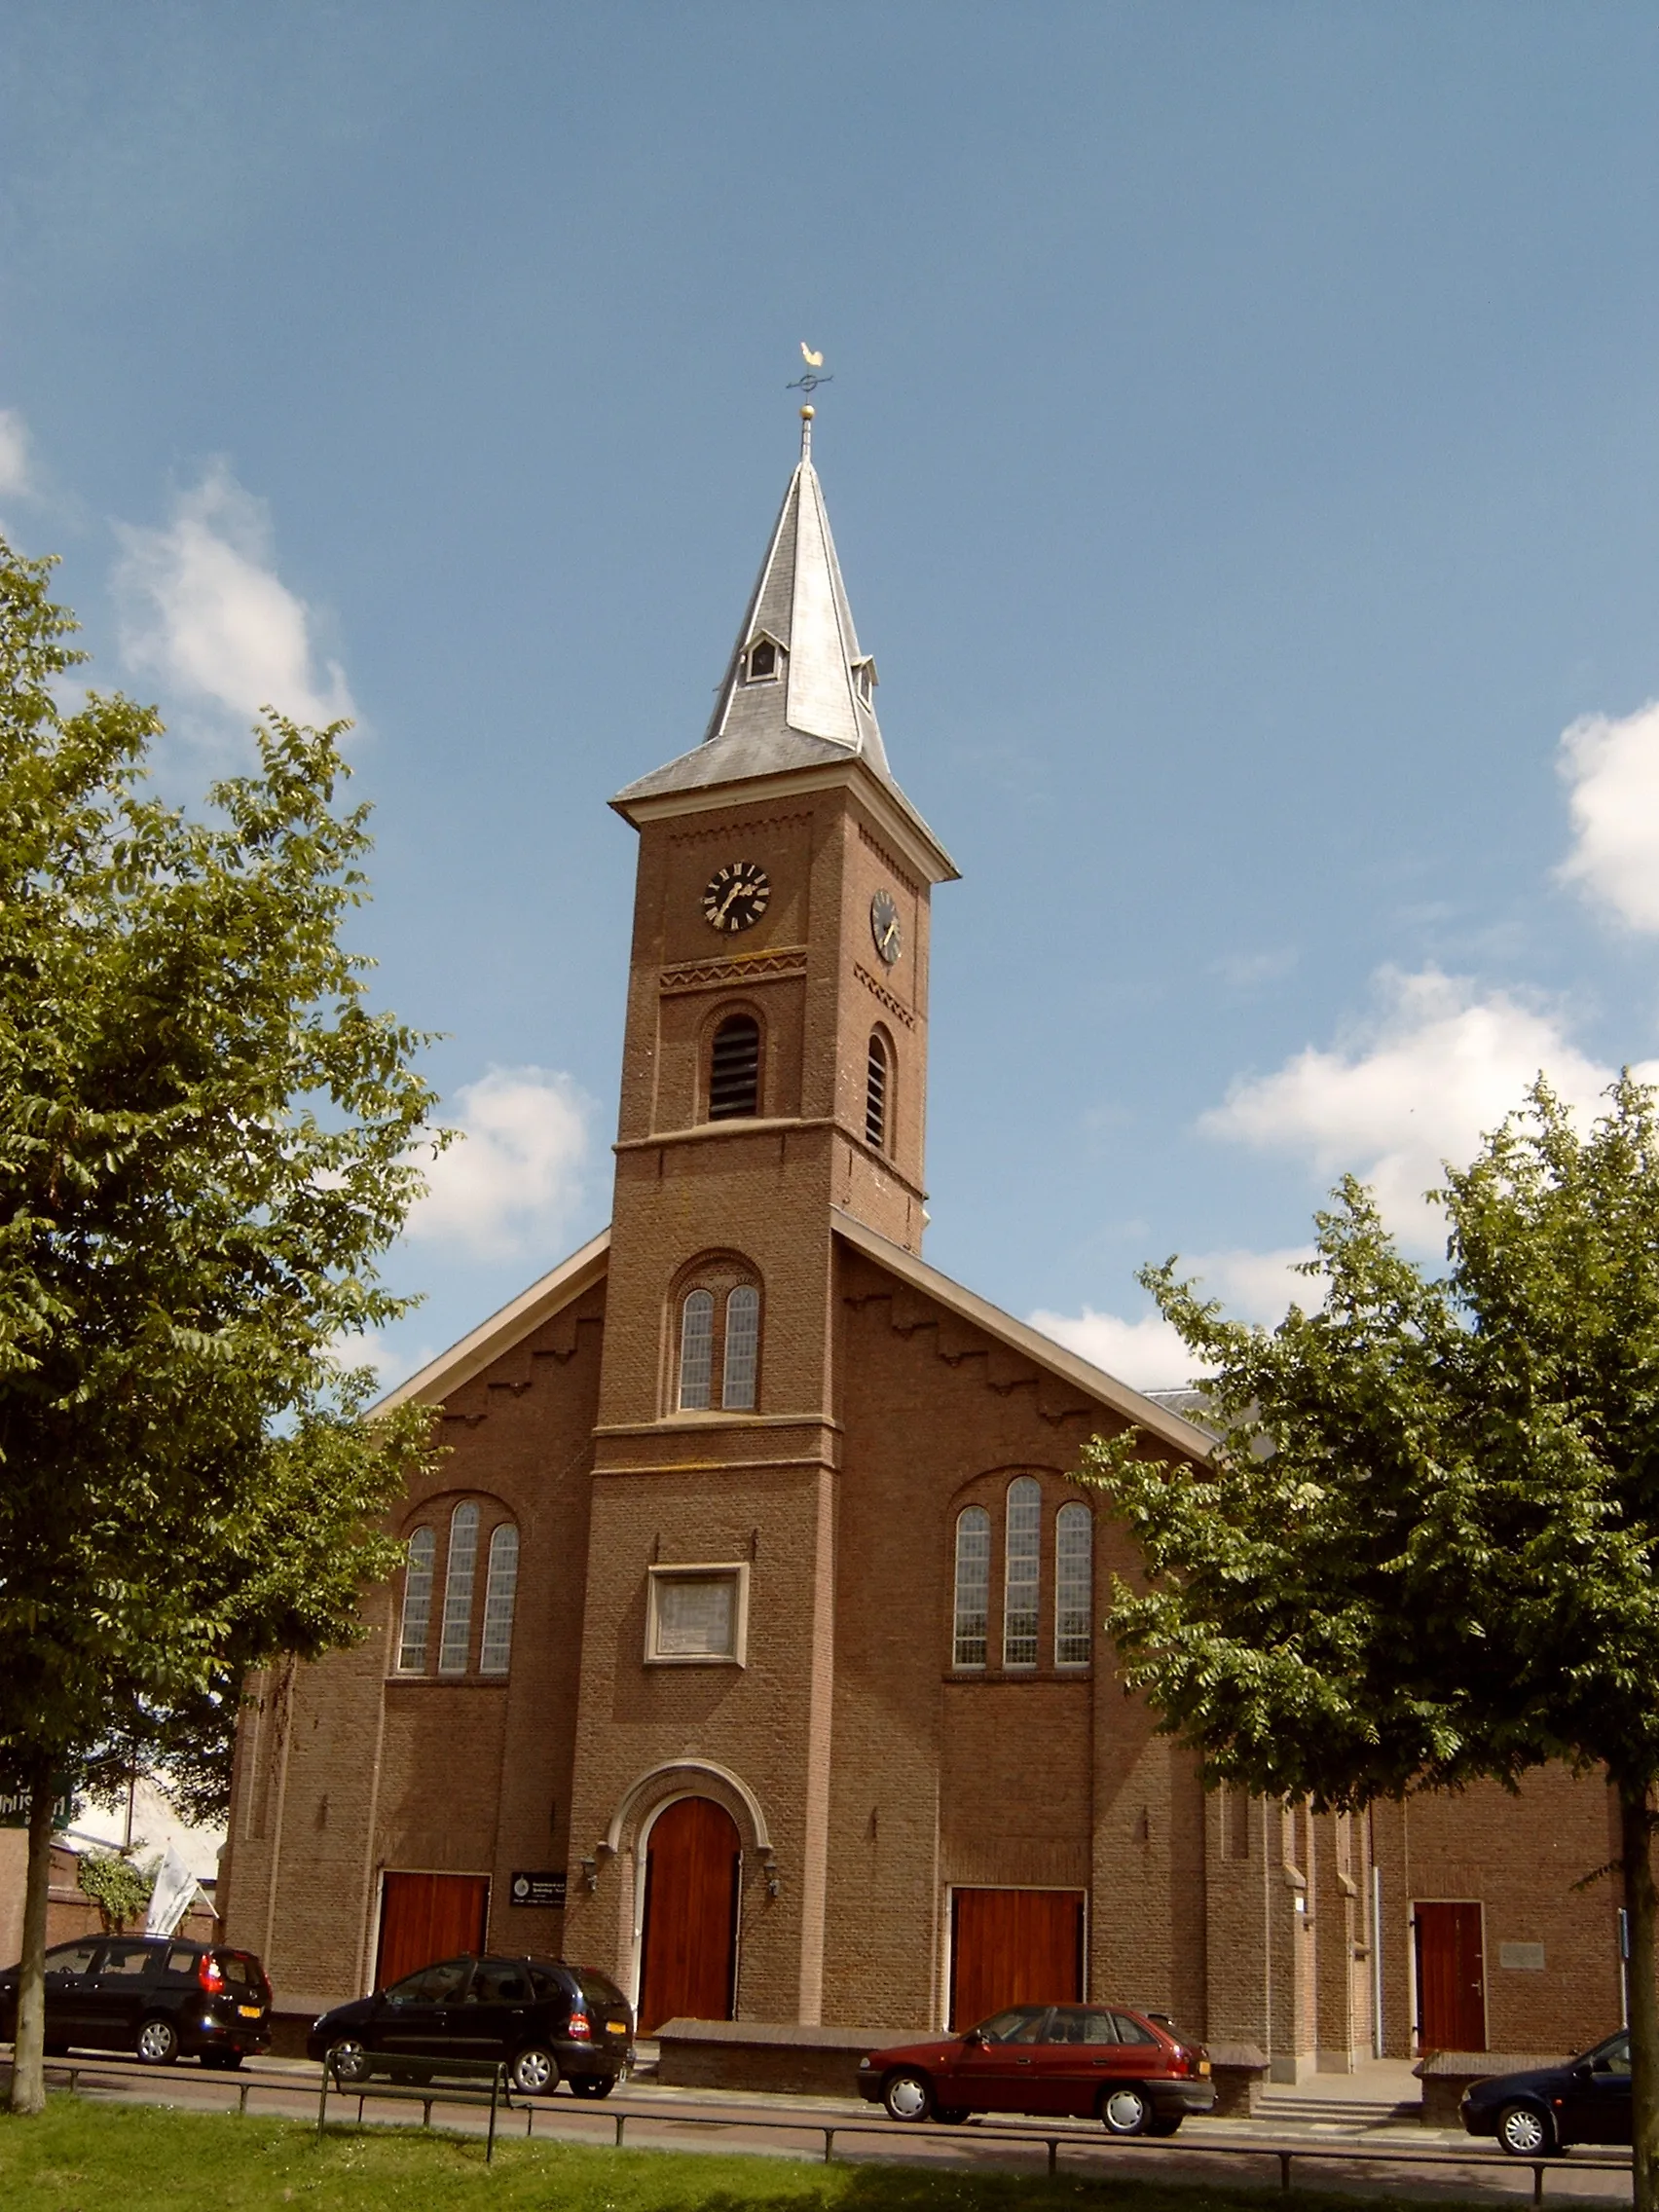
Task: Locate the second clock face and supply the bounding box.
[702,860,771,934]
[870,888,903,965]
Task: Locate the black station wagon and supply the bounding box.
[0,1935,272,2066]
[308,1955,634,2096]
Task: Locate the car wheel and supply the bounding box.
[1100,2084,1153,2136]
[201,2049,244,2071]
[135,2015,181,2066]
[882,2070,935,2122]
[1496,2102,1555,2157]
[934,2106,970,2125]
[570,2075,615,2099]
[328,2038,371,2084]
[509,2044,560,2096]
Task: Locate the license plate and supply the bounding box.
[605,2021,626,2035]
[1198,2060,1211,2077]
[239,2005,263,2017]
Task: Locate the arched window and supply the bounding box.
[722,1285,760,1410]
[679,1288,715,1410]
[953,1506,990,1669]
[709,1015,760,1120]
[438,1501,479,1675]
[1003,1477,1041,1668]
[866,1032,889,1151]
[397,1527,435,1673]
[479,1524,519,1675]
[1054,1502,1092,1668]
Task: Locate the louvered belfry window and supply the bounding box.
[709,1015,760,1120]
[866,1032,888,1150]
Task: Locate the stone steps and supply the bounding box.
[1251,2091,1421,2128]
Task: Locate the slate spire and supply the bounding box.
[612,409,897,808]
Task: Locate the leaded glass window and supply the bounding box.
[953,1505,990,1668]
[1003,1477,1041,1668]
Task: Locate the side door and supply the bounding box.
[87,1938,162,2051]
[1029,2005,1116,2119]
[452,1959,534,2063]
[948,2007,1051,2114]
[375,1958,472,2059]
[42,1938,103,2048]
[1569,2034,1632,2144]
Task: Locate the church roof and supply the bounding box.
[376,1216,1211,1461]
[611,421,949,869]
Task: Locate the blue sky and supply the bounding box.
[4,2,1659,1387]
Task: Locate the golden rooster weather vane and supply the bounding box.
[786,341,832,397]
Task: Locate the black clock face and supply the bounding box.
[702,860,771,934]
[870,888,903,965]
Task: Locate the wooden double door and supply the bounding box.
[637,1797,742,2035]
[375,1871,490,1990]
[949,1888,1086,2031]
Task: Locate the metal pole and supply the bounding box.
[315,2066,329,2138]
[1279,2150,1292,2192]
[487,2067,499,2164]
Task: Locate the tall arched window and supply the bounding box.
[1054,1502,1092,1668]
[398,1527,435,1673]
[722,1285,760,1410]
[709,1014,760,1120]
[480,1523,519,1675]
[953,1506,991,1669]
[866,1032,889,1151]
[679,1288,715,1410]
[438,1501,479,1675]
[1003,1477,1041,1668]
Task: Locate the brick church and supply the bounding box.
[222,414,1627,2077]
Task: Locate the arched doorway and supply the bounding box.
[637,1796,742,2033]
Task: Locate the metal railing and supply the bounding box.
[1,2050,1636,2199]
[316,2048,509,2163]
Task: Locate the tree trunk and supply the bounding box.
[1621,1777,1659,2212]
[7,1760,55,2115]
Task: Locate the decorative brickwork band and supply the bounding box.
[854,961,917,1029]
[660,947,809,995]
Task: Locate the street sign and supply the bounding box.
[0,1777,75,1829]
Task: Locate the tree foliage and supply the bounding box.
[0,535,447,2111]
[76,1851,155,1935]
[1078,1073,1659,2206]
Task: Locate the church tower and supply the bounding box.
[561,412,956,2025]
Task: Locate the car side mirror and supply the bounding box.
[963,2027,984,2046]
[1594,2057,1613,2075]
[1572,2062,1593,2083]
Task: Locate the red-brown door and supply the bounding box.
[637,1798,741,2034]
[948,1889,1085,2031]
[374,1871,490,1989]
[1414,1900,1486,2051]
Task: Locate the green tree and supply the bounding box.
[1080,1074,1659,2211]
[0,538,445,2115]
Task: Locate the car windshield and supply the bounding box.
[975,2007,1050,2044]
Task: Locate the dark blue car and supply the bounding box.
[1460,2029,1631,2156]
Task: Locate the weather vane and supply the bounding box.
[787,342,832,397]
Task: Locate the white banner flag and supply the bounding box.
[144,1843,200,1937]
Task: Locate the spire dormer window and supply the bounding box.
[742,633,786,685]
[852,656,877,707]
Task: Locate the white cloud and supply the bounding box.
[404,1067,591,1261]
[1030,1307,1197,1390]
[113,464,354,733]
[0,409,32,502]
[1557,698,1659,932]
[1200,966,1650,1250]
[1030,1245,1314,1390]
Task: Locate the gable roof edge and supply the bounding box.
[830,1209,1211,1457]
[374,1228,610,1414]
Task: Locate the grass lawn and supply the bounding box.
[0,2097,1514,2212]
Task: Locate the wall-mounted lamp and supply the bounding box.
[762,1853,780,1900]
[579,1856,599,1894]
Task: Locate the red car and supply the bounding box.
[857,2002,1214,2135]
